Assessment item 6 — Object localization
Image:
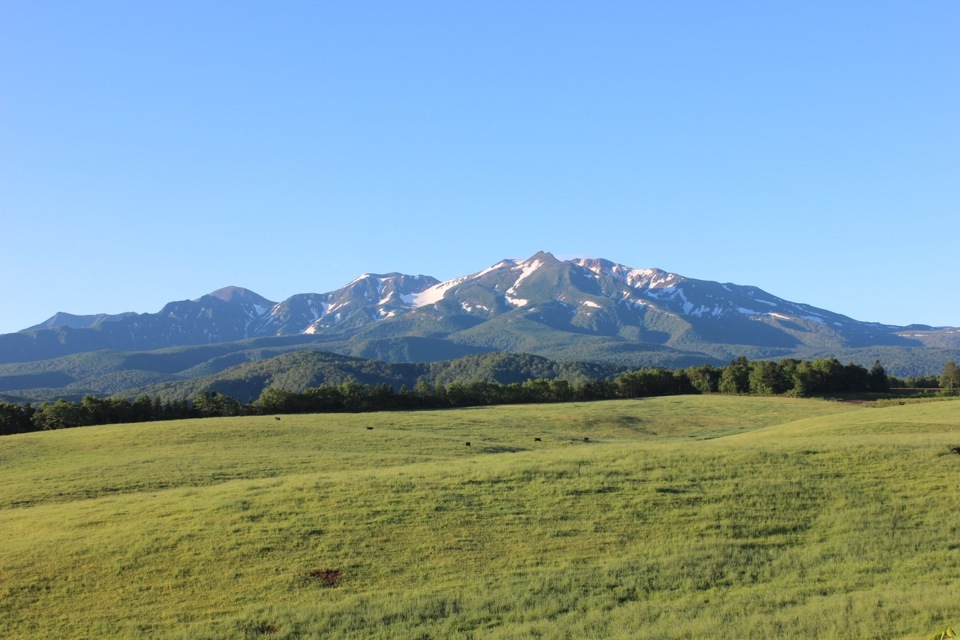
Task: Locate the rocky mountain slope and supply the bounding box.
[2,253,957,375]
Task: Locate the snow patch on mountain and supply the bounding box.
[347,274,373,287]
[17,252,951,363]
[571,258,680,290]
[401,277,465,308]
[641,271,678,289]
[461,302,492,313]
[688,305,724,318]
[506,258,543,297]
[475,260,515,278]
[327,300,349,315]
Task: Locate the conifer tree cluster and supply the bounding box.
[1,356,952,437]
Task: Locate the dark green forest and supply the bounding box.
[2,357,956,436]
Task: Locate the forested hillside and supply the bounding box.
[5,355,956,436]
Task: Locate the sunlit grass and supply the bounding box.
[1,396,958,638]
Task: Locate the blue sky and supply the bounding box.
[1,1,957,335]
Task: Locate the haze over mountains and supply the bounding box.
[1,252,957,402]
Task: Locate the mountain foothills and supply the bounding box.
[1,252,957,401]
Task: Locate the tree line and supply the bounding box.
[2,358,958,436]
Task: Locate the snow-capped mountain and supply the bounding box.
[353,251,952,353]
[259,273,440,336]
[2,252,957,366]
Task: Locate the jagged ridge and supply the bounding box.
[3,252,958,368]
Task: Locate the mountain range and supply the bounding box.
[1,252,957,401]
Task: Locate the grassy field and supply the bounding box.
[1,396,958,639]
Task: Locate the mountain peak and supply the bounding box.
[203,287,275,306]
[570,257,678,289]
[528,250,557,261]
[6,253,958,372]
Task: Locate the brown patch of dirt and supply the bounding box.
[308,569,343,586]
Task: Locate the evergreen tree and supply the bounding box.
[867,360,889,392]
[0,402,36,435]
[192,391,242,417]
[941,361,960,395]
[809,358,845,394]
[842,363,870,392]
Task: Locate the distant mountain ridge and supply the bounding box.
[26,311,139,331]
[3,252,957,371]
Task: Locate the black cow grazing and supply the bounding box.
[274,417,281,422]
[534,437,542,442]
[583,437,590,442]
[465,442,471,447]
[366,426,374,430]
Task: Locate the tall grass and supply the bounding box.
[1,396,957,638]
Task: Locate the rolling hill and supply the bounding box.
[2,396,957,638]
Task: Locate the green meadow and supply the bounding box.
[1,396,958,639]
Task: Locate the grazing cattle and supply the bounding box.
[583,437,590,442]
[366,426,374,430]
[465,442,471,447]
[274,417,281,422]
[534,437,542,442]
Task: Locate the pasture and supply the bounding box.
[1,396,958,638]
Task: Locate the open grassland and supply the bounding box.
[1,396,958,639]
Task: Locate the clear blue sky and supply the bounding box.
[2,1,957,335]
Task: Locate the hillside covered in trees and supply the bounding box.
[3,356,957,436]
